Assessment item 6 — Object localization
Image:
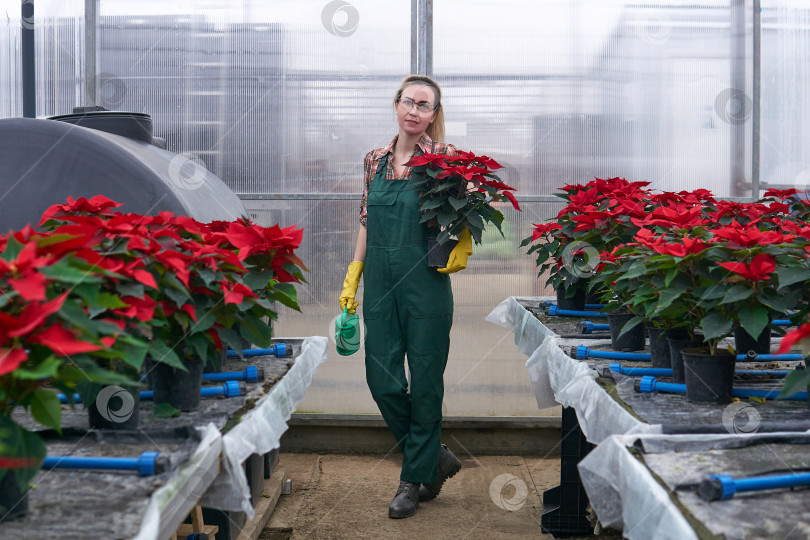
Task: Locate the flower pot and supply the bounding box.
[145,356,204,412]
[648,327,689,368]
[584,284,605,306]
[668,337,704,384]
[556,283,587,311]
[607,312,646,351]
[87,384,140,430]
[0,469,28,522]
[733,324,771,356]
[203,349,226,374]
[427,237,458,269]
[682,348,736,404]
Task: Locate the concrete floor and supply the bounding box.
[263,450,567,540]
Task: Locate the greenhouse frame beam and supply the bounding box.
[21,0,35,117]
[411,0,432,76]
[752,0,761,198]
[84,0,99,106]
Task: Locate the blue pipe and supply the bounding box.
[202,366,263,383]
[227,343,288,358]
[544,301,605,310]
[575,345,650,361]
[141,366,264,384]
[609,364,672,377]
[772,320,792,326]
[610,363,791,378]
[58,381,243,404]
[701,472,810,501]
[637,376,808,400]
[577,321,610,334]
[737,353,804,361]
[42,451,166,476]
[548,306,608,317]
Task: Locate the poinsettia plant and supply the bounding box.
[585,188,810,353]
[1,195,308,493]
[521,177,654,294]
[406,151,520,244]
[38,197,307,369]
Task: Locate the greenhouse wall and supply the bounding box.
[1,0,809,416]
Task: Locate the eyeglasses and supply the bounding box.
[397,98,437,113]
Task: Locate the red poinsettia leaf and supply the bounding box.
[0,347,28,376]
[131,269,158,289]
[9,272,48,301]
[30,324,102,355]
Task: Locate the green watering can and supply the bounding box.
[335,307,361,356]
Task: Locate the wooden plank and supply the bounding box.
[175,523,219,537]
[236,468,287,540]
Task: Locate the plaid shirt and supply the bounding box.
[359,133,458,227]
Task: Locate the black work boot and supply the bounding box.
[388,481,420,518]
[419,444,462,501]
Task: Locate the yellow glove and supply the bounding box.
[339,261,364,313]
[437,229,473,274]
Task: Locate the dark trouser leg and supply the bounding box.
[399,312,452,483]
[365,310,410,447]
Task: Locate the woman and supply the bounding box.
[338,74,471,519]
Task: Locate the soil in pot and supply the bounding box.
[668,337,704,384]
[87,384,140,430]
[556,282,587,311]
[427,237,458,269]
[734,324,771,356]
[0,470,28,522]
[682,348,736,404]
[145,356,204,411]
[607,312,646,351]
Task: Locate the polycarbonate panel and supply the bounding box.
[434,0,737,197]
[245,199,560,417]
[760,1,810,192]
[97,0,410,194]
[0,0,85,118]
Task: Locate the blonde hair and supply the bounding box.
[394,74,445,143]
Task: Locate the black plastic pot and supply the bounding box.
[87,385,140,430]
[668,337,703,384]
[427,237,458,269]
[734,324,771,355]
[648,327,689,368]
[556,283,587,311]
[584,284,604,306]
[203,349,226,374]
[682,348,736,404]
[607,312,646,351]
[0,469,27,522]
[145,356,204,411]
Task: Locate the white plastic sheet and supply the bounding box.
[487,297,661,443]
[133,423,223,540]
[485,296,557,355]
[577,433,699,540]
[201,336,328,515]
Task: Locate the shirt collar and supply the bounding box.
[383,133,435,158]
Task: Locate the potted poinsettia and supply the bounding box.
[38,198,307,414]
[406,151,520,267]
[521,177,652,310]
[0,225,150,518]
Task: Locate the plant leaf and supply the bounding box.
[153,403,181,418]
[30,389,62,432]
[777,368,810,399]
[739,304,770,339]
[700,312,732,341]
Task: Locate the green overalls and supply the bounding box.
[364,154,454,484]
